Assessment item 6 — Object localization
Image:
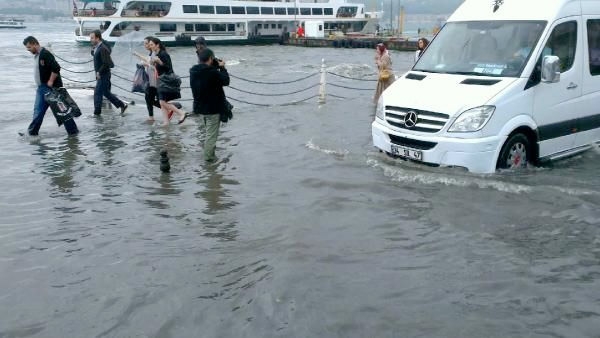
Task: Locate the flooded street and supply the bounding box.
[1,23,600,338]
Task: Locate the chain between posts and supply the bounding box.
[54,53,380,106]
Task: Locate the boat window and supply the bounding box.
[261,7,274,15]
[216,6,231,14]
[275,8,286,15]
[213,24,226,32]
[287,8,297,15]
[195,24,210,32]
[159,23,177,32]
[257,24,262,29]
[312,8,323,15]
[247,7,259,14]
[227,24,235,31]
[184,24,194,32]
[588,19,600,75]
[300,8,310,15]
[271,24,276,29]
[337,6,357,18]
[182,5,197,14]
[324,8,333,15]
[232,6,245,14]
[278,24,282,29]
[199,6,214,14]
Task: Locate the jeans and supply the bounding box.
[202,114,221,162]
[29,85,79,136]
[94,72,124,114]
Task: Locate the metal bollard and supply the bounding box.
[318,58,326,104]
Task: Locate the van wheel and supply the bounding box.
[497,133,530,170]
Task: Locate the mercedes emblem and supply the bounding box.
[404,111,418,128]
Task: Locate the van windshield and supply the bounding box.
[414,21,547,77]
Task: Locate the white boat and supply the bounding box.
[0,19,26,29]
[72,0,371,45]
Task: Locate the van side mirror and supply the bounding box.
[541,55,561,83]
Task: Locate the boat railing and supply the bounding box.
[121,9,168,17]
[73,9,117,17]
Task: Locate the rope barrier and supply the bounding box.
[327,82,373,91]
[54,53,376,107]
[327,71,378,82]
[328,93,352,100]
[54,54,93,65]
[61,75,96,84]
[229,72,318,85]
[61,67,95,74]
[228,83,320,96]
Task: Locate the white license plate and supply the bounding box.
[390,144,423,161]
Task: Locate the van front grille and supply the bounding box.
[389,134,437,150]
[385,106,449,133]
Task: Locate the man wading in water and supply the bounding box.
[22,36,79,136]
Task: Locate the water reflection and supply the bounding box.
[36,137,84,195]
[196,159,239,215]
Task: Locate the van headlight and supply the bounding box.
[448,106,495,132]
[375,97,384,120]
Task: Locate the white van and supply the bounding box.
[372,0,600,173]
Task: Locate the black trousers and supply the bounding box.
[144,86,160,117]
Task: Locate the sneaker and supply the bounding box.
[120,103,128,115]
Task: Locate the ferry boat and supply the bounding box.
[72,0,371,45]
[0,19,26,29]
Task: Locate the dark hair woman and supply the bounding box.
[415,37,430,62]
[147,37,187,125]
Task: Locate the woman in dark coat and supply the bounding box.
[147,37,187,125]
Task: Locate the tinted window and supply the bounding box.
[216,6,230,14]
[275,8,286,15]
[228,24,235,31]
[324,8,333,15]
[182,5,197,13]
[544,21,577,73]
[287,8,297,15]
[300,8,310,15]
[195,23,210,31]
[261,7,274,15]
[199,6,214,14]
[213,24,226,32]
[159,23,176,32]
[587,19,600,75]
[312,8,323,15]
[184,23,194,31]
[247,7,259,14]
[231,6,245,14]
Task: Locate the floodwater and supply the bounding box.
[1,23,600,338]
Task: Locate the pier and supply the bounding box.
[285,36,419,51]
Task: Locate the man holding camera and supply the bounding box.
[190,48,230,162]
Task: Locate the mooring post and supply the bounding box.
[318,58,326,104]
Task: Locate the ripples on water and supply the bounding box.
[1,23,600,338]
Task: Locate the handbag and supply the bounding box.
[132,64,149,93]
[379,69,391,81]
[220,99,234,123]
[157,72,181,94]
[44,87,81,126]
